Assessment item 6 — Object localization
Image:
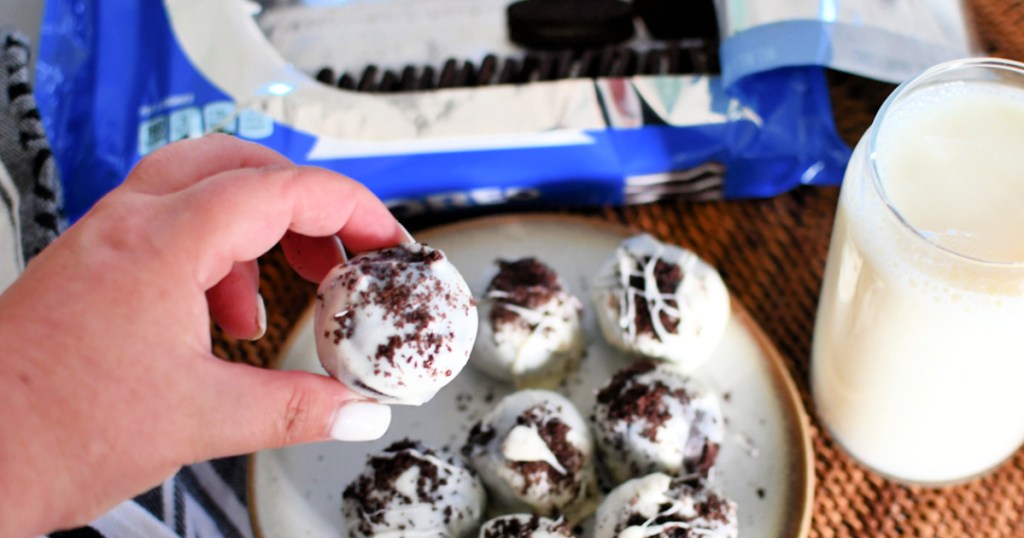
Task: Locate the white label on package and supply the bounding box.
[169,106,203,142]
[138,115,169,156]
[203,101,237,134]
[238,109,274,139]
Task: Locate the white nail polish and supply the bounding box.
[249,293,267,341]
[331,236,348,263]
[329,401,391,441]
[398,223,416,246]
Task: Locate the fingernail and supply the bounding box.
[248,293,267,341]
[332,236,348,263]
[329,401,391,441]
[398,223,415,245]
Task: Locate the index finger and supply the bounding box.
[158,164,409,289]
[125,134,291,195]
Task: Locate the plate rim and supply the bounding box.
[246,212,815,538]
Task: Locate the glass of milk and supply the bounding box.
[811,58,1024,484]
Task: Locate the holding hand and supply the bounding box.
[0,135,406,537]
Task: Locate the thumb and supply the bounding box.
[192,359,392,458]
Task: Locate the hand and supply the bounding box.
[0,135,408,537]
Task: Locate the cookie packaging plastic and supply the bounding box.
[36,0,974,221]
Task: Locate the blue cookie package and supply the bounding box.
[34,0,973,222]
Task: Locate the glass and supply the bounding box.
[811,58,1024,484]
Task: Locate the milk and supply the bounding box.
[812,70,1024,484]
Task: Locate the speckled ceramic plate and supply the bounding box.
[249,214,814,537]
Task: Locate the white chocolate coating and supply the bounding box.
[342,442,486,538]
[478,514,575,538]
[472,258,583,387]
[463,390,597,517]
[594,473,737,538]
[592,361,724,484]
[591,234,729,371]
[314,243,478,405]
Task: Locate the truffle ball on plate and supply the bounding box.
[591,234,729,371]
[314,243,477,405]
[342,440,486,538]
[462,390,597,518]
[472,257,583,387]
[478,514,576,537]
[592,360,724,484]
[593,473,737,538]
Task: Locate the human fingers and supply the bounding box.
[283,222,416,283]
[123,134,290,195]
[281,231,346,283]
[206,260,265,340]
[158,164,408,289]
[190,359,391,458]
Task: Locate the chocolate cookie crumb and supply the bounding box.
[488,258,563,328]
[343,439,485,537]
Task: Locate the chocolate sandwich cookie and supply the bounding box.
[506,0,634,50]
[633,0,719,40]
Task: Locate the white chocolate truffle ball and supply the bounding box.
[314,243,478,405]
[592,360,724,484]
[591,234,729,371]
[342,440,486,538]
[472,258,583,387]
[594,473,738,538]
[462,390,597,518]
[478,514,576,537]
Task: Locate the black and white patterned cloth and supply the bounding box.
[0,29,58,289]
[0,30,253,538]
[51,460,254,538]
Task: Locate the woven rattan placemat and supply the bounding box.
[221,1,1024,535]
